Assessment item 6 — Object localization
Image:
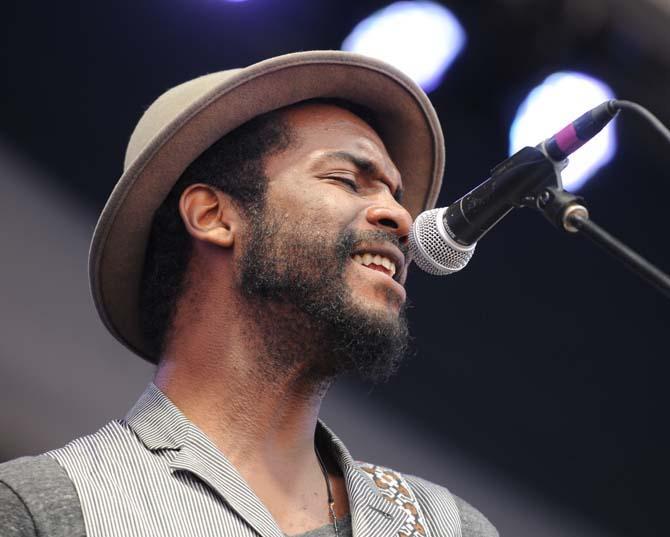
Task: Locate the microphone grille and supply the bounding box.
[408,208,476,275]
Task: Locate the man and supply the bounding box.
[0,51,497,537]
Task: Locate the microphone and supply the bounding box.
[409,101,619,275]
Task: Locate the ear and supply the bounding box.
[179,184,239,248]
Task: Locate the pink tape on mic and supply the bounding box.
[554,123,582,154]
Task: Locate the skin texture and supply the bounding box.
[153,103,412,535]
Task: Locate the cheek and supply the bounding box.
[280,204,359,244]
[270,180,364,225]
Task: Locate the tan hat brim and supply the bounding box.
[90,50,445,362]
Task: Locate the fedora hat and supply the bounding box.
[90,50,445,362]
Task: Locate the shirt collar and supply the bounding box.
[124,383,409,537]
[124,382,191,450]
[126,383,361,473]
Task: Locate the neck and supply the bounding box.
[152,287,339,482]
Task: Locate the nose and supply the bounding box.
[365,199,412,244]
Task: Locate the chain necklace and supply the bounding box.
[315,446,340,537]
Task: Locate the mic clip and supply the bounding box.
[536,187,589,233]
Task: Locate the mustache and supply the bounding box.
[347,229,409,258]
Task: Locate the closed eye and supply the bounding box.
[331,177,359,192]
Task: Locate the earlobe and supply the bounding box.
[179,184,237,248]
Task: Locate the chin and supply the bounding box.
[348,272,405,309]
[345,299,403,335]
[351,285,405,314]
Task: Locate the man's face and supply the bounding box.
[236,103,413,383]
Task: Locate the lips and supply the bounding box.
[349,244,407,305]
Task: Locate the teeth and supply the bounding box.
[352,252,398,277]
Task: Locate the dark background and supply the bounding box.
[2,1,669,536]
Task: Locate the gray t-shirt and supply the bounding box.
[289,515,352,537]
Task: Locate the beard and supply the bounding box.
[236,204,410,385]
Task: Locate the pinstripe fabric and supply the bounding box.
[46,384,461,537]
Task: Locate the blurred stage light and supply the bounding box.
[509,72,617,191]
[341,1,466,92]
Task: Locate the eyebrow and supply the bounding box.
[314,151,404,203]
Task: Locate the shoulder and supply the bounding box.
[356,462,498,536]
[403,474,499,537]
[0,454,74,496]
[452,494,499,537]
[0,455,85,536]
[47,419,130,462]
[0,459,36,537]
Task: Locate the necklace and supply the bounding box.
[315,446,340,537]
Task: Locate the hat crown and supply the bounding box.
[124,69,242,171]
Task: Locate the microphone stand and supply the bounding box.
[534,186,670,299]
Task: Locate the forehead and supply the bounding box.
[274,103,402,186]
